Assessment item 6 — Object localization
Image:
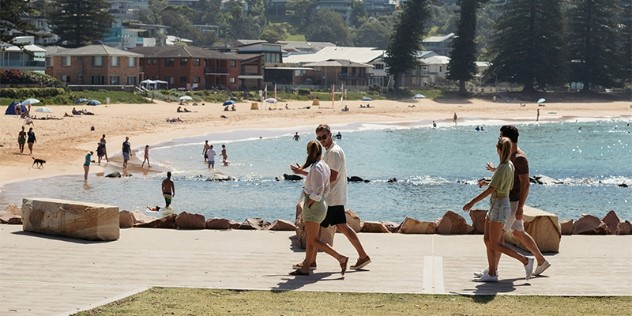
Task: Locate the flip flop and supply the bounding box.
[289,269,310,276]
[340,257,349,276]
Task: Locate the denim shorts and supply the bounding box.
[487,196,511,230]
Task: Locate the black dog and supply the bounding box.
[32,157,46,169]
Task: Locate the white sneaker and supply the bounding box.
[533,260,551,276]
[524,257,534,280]
[473,268,489,278]
[473,273,498,282]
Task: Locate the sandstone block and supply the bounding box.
[505,206,561,252]
[361,221,390,233]
[616,221,632,235]
[469,209,487,234]
[572,214,609,235]
[119,211,135,228]
[175,212,206,229]
[206,218,233,230]
[382,221,400,233]
[268,219,296,231]
[345,209,362,232]
[436,210,472,234]
[136,214,177,229]
[22,198,119,241]
[129,211,155,225]
[560,219,574,235]
[294,200,335,249]
[0,204,23,225]
[602,211,621,235]
[238,218,269,230]
[397,217,436,234]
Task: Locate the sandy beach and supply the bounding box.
[1,98,630,188]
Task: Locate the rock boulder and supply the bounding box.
[119,211,135,228]
[344,209,362,232]
[360,221,390,233]
[505,206,561,252]
[268,219,296,231]
[602,211,621,235]
[136,214,177,229]
[469,209,487,234]
[206,218,233,230]
[397,217,436,234]
[572,214,609,235]
[436,211,472,234]
[560,219,574,235]
[175,212,206,229]
[22,198,119,241]
[239,218,268,230]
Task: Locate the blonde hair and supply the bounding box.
[302,140,322,169]
[496,137,512,164]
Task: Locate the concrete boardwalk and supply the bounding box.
[1,225,631,315]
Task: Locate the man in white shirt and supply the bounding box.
[314,124,370,270]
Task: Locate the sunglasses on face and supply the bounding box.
[316,134,329,141]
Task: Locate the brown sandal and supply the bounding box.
[289,269,310,276]
[340,257,349,276]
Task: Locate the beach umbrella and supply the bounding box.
[361,96,372,101]
[21,98,40,105]
[264,98,278,104]
[35,107,53,113]
[87,100,101,106]
[537,98,546,104]
[413,94,426,99]
[179,95,193,101]
[223,100,235,106]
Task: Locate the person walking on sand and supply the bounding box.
[142,145,151,168]
[17,126,26,154]
[289,140,348,276]
[207,145,216,169]
[203,140,210,162]
[463,137,534,282]
[122,137,131,168]
[290,124,371,271]
[476,125,550,279]
[536,108,540,122]
[26,127,36,155]
[83,151,93,181]
[100,134,109,162]
[453,112,458,125]
[162,171,175,209]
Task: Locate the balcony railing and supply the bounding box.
[205,67,228,73]
[0,60,46,68]
[337,73,370,80]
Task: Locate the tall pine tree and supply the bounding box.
[50,0,112,48]
[384,0,430,89]
[486,0,566,93]
[0,0,34,45]
[567,0,622,91]
[447,0,485,94]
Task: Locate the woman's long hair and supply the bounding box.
[497,137,512,164]
[302,140,322,169]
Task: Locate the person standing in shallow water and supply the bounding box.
[100,134,109,162]
[203,140,210,162]
[17,126,26,154]
[162,171,175,209]
[142,145,151,168]
[83,151,93,181]
[122,137,131,168]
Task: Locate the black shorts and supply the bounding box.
[320,205,346,227]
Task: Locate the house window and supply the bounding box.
[192,76,199,83]
[61,75,70,83]
[128,57,136,67]
[194,58,200,66]
[374,64,384,70]
[229,77,235,83]
[127,76,136,85]
[111,56,119,67]
[166,58,175,67]
[91,76,105,84]
[180,76,187,83]
[62,56,71,66]
[93,56,103,67]
[110,76,120,85]
[46,57,53,67]
[166,77,174,84]
[180,58,188,65]
[439,66,443,72]
[230,60,236,67]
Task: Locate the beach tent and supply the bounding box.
[223,100,235,106]
[4,101,20,115]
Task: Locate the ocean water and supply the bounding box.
[1,119,630,223]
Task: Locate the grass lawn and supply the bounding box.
[74,288,632,316]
